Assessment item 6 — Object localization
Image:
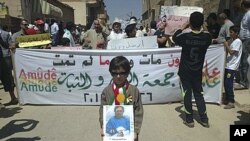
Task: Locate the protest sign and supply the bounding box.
[160,6,203,35]
[16,33,52,48]
[107,36,158,50]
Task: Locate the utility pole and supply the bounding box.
[147,0,151,23]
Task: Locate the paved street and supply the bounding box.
[0,89,249,141]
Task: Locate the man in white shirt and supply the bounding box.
[44,19,50,33]
[50,19,59,46]
[107,18,126,41]
[136,26,145,37]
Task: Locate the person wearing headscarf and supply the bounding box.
[63,22,76,47]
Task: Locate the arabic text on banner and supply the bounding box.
[14,45,225,105]
[107,36,158,50]
[16,33,52,48]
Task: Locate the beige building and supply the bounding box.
[59,0,108,27]
[0,0,74,32]
[142,0,242,26]
[46,0,75,23]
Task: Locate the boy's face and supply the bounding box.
[129,27,136,38]
[230,30,238,38]
[111,67,128,87]
[113,23,121,33]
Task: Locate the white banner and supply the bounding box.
[107,36,158,50]
[14,45,225,105]
[160,6,203,35]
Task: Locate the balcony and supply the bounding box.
[86,0,98,7]
[157,0,165,5]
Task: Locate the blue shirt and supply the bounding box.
[106,116,130,136]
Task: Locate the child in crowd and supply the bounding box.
[99,56,143,141]
[173,12,212,128]
[223,26,242,109]
[61,38,70,47]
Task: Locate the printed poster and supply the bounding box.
[103,105,134,141]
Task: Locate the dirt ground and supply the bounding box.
[0,89,249,141]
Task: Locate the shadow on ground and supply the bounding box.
[0,107,22,118]
[175,105,204,125]
[5,136,41,141]
[0,119,39,140]
[234,110,250,125]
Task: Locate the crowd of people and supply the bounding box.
[1,1,250,140]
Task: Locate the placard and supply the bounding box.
[107,36,158,50]
[160,6,203,35]
[16,33,52,48]
[103,105,134,141]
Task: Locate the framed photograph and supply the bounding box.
[103,105,134,141]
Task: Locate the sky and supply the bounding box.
[104,0,142,23]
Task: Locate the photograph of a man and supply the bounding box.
[106,106,130,137]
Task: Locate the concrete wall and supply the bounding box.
[60,0,107,26]
[1,0,31,20]
[142,0,163,26]
[180,0,221,18]
[1,0,22,18]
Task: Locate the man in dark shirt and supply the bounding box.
[0,28,18,106]
[206,13,221,39]
[154,21,174,47]
[173,12,212,128]
[154,21,167,48]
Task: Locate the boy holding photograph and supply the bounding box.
[99,56,143,141]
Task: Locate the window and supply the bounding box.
[173,0,181,6]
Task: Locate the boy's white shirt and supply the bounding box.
[226,38,242,70]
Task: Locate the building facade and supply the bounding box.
[142,0,242,26]
[0,0,74,32]
[46,0,74,23]
[59,0,108,27]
